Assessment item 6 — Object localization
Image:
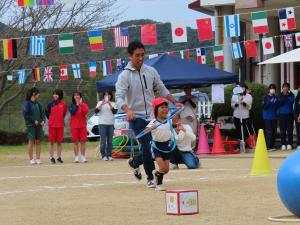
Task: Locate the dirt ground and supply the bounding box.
[0,147,294,225]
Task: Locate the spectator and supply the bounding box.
[22,87,45,165]
[45,89,67,164]
[262,84,279,151]
[95,91,117,161]
[170,115,200,169]
[294,84,300,150]
[231,84,253,143]
[69,91,89,163]
[279,82,294,151]
[179,86,198,136]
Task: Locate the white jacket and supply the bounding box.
[115,62,169,116]
[176,124,196,152]
[231,93,253,119]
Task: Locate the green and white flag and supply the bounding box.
[213,45,224,62]
[59,33,74,55]
[251,11,269,34]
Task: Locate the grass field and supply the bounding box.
[0,144,294,225]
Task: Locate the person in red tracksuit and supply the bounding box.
[45,89,67,164]
[69,91,89,163]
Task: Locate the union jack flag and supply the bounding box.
[43,67,53,82]
[284,34,293,48]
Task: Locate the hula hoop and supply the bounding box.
[268,215,300,222]
[115,114,149,120]
[136,107,184,139]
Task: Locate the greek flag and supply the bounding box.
[224,14,240,37]
[72,64,81,79]
[18,70,26,85]
[231,42,242,59]
[30,36,45,56]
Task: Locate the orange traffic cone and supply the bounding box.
[196,124,210,155]
[211,124,225,154]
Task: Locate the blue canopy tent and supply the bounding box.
[97,54,238,92]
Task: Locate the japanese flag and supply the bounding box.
[171,21,187,43]
[295,33,300,47]
[262,37,275,55]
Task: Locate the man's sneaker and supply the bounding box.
[57,157,63,163]
[287,145,292,150]
[128,159,142,180]
[155,184,166,191]
[154,171,164,186]
[108,156,113,161]
[50,157,56,164]
[281,145,287,151]
[102,156,108,161]
[81,156,88,163]
[35,159,42,165]
[74,156,79,163]
[30,159,36,165]
[146,180,156,188]
[170,163,179,170]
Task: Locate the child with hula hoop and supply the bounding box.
[146,97,177,191]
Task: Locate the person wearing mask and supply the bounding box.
[115,41,182,188]
[95,91,117,161]
[231,84,253,145]
[179,86,198,136]
[262,84,279,151]
[279,83,294,151]
[294,84,300,150]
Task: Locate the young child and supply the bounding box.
[23,87,45,165]
[69,91,89,163]
[147,97,177,191]
[45,89,67,164]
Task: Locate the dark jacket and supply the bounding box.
[262,94,280,120]
[23,100,45,126]
[294,92,300,119]
[279,92,294,115]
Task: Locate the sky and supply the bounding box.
[114,0,207,28]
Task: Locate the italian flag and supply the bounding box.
[251,11,269,34]
[213,45,224,62]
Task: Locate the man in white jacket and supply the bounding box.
[115,41,182,188]
[170,115,200,169]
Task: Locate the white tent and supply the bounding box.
[259,47,300,65]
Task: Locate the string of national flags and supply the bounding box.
[6,29,300,85]
[2,6,300,62]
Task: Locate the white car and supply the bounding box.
[87,112,129,141]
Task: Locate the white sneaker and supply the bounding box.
[281,145,287,151]
[297,146,300,150]
[108,157,113,161]
[155,185,166,191]
[287,145,292,150]
[35,159,42,164]
[30,159,36,165]
[74,156,79,163]
[81,156,88,163]
[170,163,178,170]
[102,156,108,161]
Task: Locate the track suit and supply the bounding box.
[69,103,89,142]
[279,92,294,146]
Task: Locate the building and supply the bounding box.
[188,0,300,89]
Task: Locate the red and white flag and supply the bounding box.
[171,21,187,43]
[295,33,300,46]
[60,65,68,80]
[262,37,275,55]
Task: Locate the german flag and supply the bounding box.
[3,39,17,60]
[32,67,41,81]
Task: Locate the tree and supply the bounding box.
[0,0,119,113]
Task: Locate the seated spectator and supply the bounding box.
[170,115,200,169]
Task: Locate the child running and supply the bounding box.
[45,89,67,164]
[147,97,177,191]
[69,91,89,163]
[23,87,46,165]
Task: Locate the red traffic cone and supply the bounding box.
[211,124,225,154]
[196,124,210,155]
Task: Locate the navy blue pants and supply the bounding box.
[264,120,277,149]
[129,118,155,181]
[99,124,114,158]
[279,114,294,146]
